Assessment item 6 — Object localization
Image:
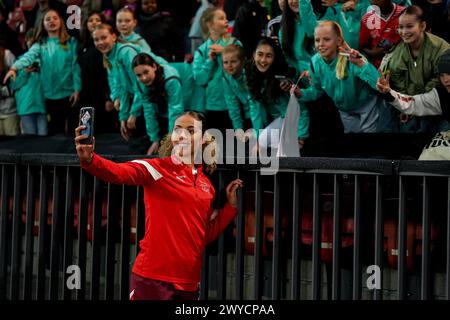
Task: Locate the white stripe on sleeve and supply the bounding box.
[131,160,163,181]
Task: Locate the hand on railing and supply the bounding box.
[75,126,95,164]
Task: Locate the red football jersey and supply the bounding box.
[359,4,405,68]
[82,154,237,291]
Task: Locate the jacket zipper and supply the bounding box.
[192,167,198,187]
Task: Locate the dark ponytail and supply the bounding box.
[132,53,167,111]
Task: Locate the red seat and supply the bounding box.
[384,219,439,272]
[300,193,354,264]
[233,191,289,257]
[301,212,354,264]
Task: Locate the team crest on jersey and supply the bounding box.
[198,181,210,193]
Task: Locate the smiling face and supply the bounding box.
[287,0,299,13]
[208,10,229,36]
[116,11,137,36]
[398,13,426,47]
[314,24,342,63]
[171,114,204,158]
[254,44,275,73]
[92,28,117,54]
[43,10,61,34]
[222,51,244,76]
[133,64,158,86]
[87,14,102,33]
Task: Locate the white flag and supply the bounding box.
[277,94,300,157]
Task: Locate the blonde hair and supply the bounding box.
[158,111,218,174]
[92,23,125,69]
[92,23,119,38]
[223,44,246,61]
[316,21,348,80]
[34,9,70,48]
[200,7,222,40]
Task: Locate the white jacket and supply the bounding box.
[388,88,443,116]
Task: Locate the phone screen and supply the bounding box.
[79,107,94,144]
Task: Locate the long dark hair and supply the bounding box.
[280,1,314,62]
[280,1,297,60]
[245,37,292,106]
[131,53,167,110]
[81,11,107,49]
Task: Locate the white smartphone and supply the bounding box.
[339,52,362,59]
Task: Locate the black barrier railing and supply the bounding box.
[1,154,450,300]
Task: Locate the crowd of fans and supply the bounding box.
[0,0,449,157]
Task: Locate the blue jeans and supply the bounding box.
[20,113,48,136]
[338,95,380,133]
